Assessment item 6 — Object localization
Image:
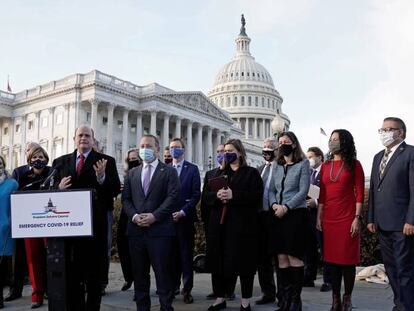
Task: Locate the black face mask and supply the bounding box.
[30,159,47,170]
[164,157,173,164]
[262,150,275,161]
[279,144,294,156]
[128,160,140,170]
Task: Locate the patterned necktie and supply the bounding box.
[262,163,271,183]
[262,164,271,211]
[142,164,152,195]
[310,169,317,185]
[379,149,391,179]
[76,154,85,175]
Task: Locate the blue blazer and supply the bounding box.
[368,142,414,230]
[176,160,201,222]
[122,161,180,237]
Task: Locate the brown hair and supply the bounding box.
[307,146,324,162]
[224,138,248,167]
[170,137,185,149]
[27,146,49,165]
[277,131,305,165]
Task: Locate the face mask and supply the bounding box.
[380,131,395,147]
[279,144,294,156]
[216,152,224,165]
[164,157,173,164]
[31,159,47,170]
[170,148,184,159]
[328,141,341,154]
[308,158,316,168]
[0,168,5,176]
[224,152,238,164]
[139,148,155,163]
[128,160,140,169]
[262,149,275,162]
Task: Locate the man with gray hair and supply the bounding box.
[256,137,279,305]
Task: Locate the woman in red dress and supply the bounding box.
[316,129,365,311]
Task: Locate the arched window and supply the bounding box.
[241,96,245,106]
[255,97,258,106]
[248,96,252,106]
[234,96,238,106]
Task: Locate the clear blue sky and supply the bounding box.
[1,0,413,173]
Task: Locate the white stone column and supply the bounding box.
[150,110,157,135]
[174,117,181,138]
[206,127,213,163]
[245,118,249,139]
[64,104,70,153]
[20,114,27,165]
[8,118,14,169]
[49,107,55,158]
[106,104,115,156]
[90,99,99,131]
[185,121,193,162]
[162,114,170,149]
[36,111,41,142]
[136,112,143,144]
[196,124,203,167]
[122,108,129,158]
[213,130,221,149]
[254,118,258,139]
[262,118,266,139]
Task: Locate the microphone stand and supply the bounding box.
[45,170,68,311]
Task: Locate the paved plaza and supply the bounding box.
[2,262,394,310]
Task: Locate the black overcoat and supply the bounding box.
[204,165,263,276]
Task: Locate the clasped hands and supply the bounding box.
[272,204,288,218]
[58,159,107,190]
[367,222,414,236]
[133,213,156,227]
[217,188,233,201]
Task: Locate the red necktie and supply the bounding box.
[77,154,85,175]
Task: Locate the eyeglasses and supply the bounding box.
[378,128,401,134]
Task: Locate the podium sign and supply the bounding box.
[11,190,93,238]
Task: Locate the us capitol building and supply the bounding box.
[0,15,290,173]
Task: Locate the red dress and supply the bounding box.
[319,160,365,265]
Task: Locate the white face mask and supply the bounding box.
[380,131,395,147]
[308,158,316,168]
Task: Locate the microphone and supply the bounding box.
[22,179,44,190]
[40,164,62,190]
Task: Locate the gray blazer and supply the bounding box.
[368,142,414,230]
[268,159,310,210]
[121,161,180,237]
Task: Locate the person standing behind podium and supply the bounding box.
[255,137,278,306]
[0,155,19,309]
[54,124,121,311]
[6,142,40,303]
[117,148,141,293]
[169,137,201,304]
[205,139,263,311]
[122,134,180,311]
[18,146,51,309]
[368,117,414,311]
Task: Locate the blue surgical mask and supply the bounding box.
[139,148,155,163]
[216,152,224,165]
[224,152,238,164]
[170,148,184,159]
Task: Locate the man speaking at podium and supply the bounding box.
[53,124,121,311]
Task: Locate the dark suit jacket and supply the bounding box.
[52,149,121,282]
[176,160,201,222]
[53,149,121,239]
[122,161,180,237]
[368,142,414,230]
[12,165,31,182]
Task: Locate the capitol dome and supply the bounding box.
[208,15,290,145]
